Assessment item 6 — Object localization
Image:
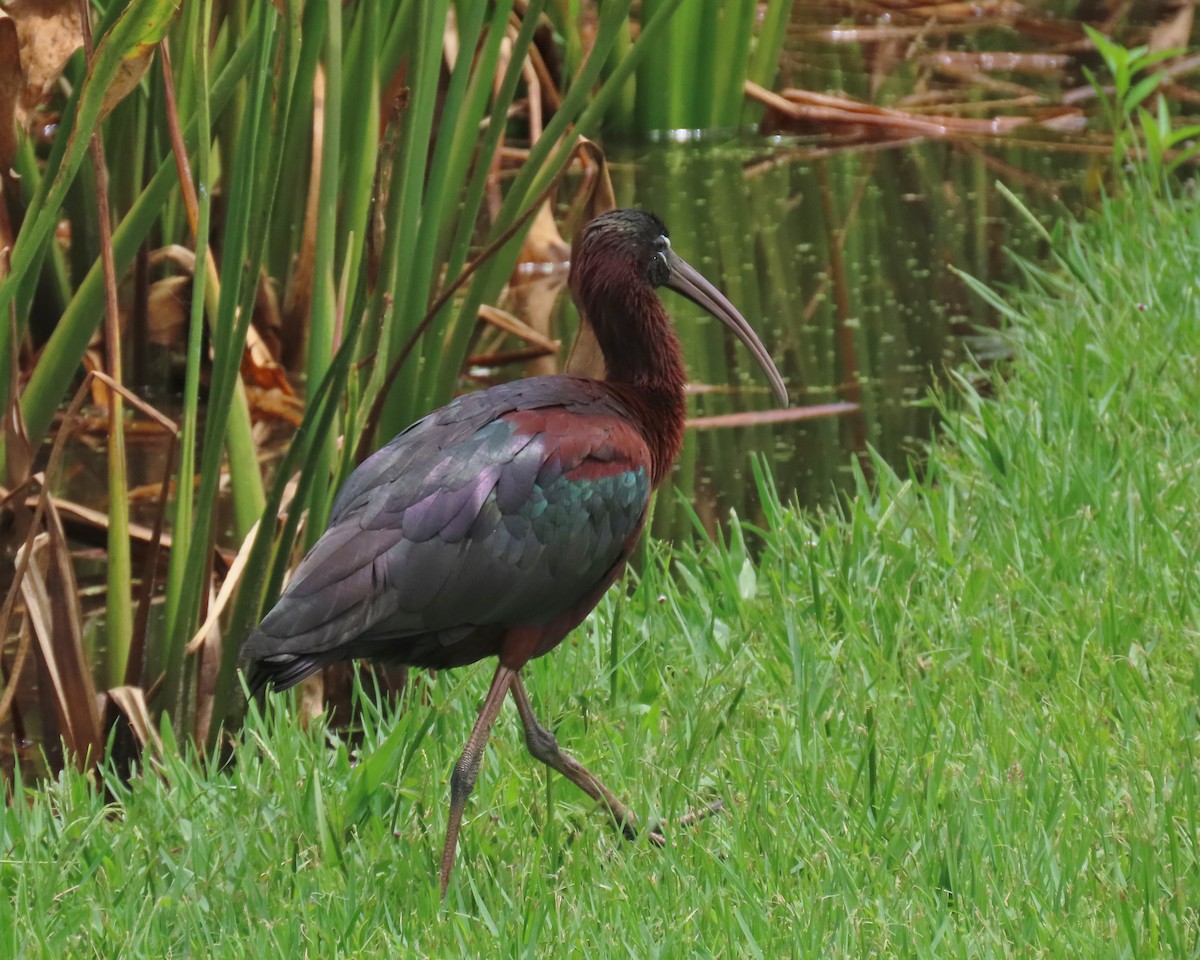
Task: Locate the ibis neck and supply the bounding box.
[585,291,687,488]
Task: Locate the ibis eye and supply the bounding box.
[647,249,670,286]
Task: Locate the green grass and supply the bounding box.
[5,185,1200,956]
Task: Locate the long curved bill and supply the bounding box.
[665,251,789,407]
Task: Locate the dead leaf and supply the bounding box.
[98,37,155,121]
[82,347,108,407]
[107,685,162,752]
[240,346,293,395]
[905,1,1024,21]
[0,163,14,252]
[244,384,304,426]
[4,275,33,485]
[282,64,324,361]
[6,0,83,113]
[145,273,189,346]
[1150,2,1194,52]
[148,242,196,272]
[443,5,459,70]
[494,276,565,378]
[18,518,102,769]
[0,15,20,169]
[186,518,261,744]
[563,139,613,381]
[748,81,1055,141]
[477,303,559,353]
[253,269,284,360]
[518,202,570,264]
[145,245,292,394]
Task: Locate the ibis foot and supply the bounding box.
[645,798,726,842]
[510,676,722,848]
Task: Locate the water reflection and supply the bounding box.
[560,138,1082,539]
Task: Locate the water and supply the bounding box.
[534,137,1086,540]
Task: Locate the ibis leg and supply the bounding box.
[440,663,516,896]
[510,675,663,844]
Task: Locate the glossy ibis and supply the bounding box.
[241,209,788,894]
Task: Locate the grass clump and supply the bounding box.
[4,186,1200,956]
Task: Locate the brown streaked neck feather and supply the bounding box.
[576,281,687,489]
